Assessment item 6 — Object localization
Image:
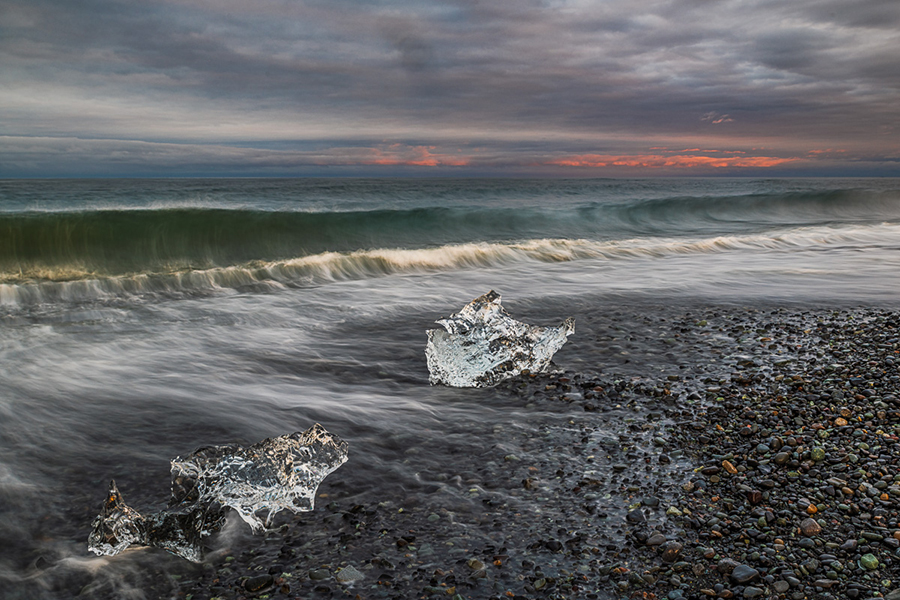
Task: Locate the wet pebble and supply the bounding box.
[730,564,759,584]
[243,574,274,593]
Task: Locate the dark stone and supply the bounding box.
[730,564,760,584]
[646,532,667,546]
[800,518,822,536]
[545,540,563,552]
[839,539,857,551]
[717,558,739,575]
[660,541,683,563]
[626,510,646,524]
[773,452,791,465]
[244,575,274,593]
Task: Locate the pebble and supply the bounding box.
[660,541,683,563]
[646,532,667,546]
[730,564,759,584]
[243,574,274,593]
[858,554,879,570]
[717,558,739,574]
[800,518,822,536]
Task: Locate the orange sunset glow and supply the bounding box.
[546,154,798,169]
[359,146,471,167]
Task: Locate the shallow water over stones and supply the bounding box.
[16,301,900,600]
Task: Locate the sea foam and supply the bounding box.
[2,224,899,308]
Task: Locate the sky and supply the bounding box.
[1,0,899,177]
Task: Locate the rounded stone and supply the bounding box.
[730,564,760,584]
[800,518,822,536]
[858,554,879,570]
[244,575,274,593]
[660,541,683,563]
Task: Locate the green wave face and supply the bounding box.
[2,182,899,284]
[0,204,606,283]
[0,207,477,282]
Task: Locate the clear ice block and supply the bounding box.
[425,291,574,387]
[88,424,348,562]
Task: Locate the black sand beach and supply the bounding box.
[26,302,898,600]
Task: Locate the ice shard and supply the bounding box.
[87,480,153,558]
[425,291,574,387]
[88,424,348,562]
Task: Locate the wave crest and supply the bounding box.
[2,224,896,308]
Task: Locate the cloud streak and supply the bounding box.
[1,0,898,175]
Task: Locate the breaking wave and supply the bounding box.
[2,223,897,308]
[3,185,900,285]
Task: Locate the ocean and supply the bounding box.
[1,177,899,598]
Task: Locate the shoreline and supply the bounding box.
[30,302,900,600]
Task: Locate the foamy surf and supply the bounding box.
[2,223,898,308]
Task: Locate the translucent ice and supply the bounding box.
[170,423,349,532]
[425,291,574,387]
[88,424,348,562]
[87,480,156,558]
[86,479,224,562]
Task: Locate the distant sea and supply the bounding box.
[1,178,899,597]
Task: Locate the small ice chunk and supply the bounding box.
[87,480,152,558]
[88,479,222,562]
[88,424,348,562]
[336,564,365,584]
[425,291,574,387]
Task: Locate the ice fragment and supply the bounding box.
[88,423,348,561]
[425,291,574,387]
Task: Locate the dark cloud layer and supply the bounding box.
[1,0,898,176]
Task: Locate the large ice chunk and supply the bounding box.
[170,423,349,531]
[426,291,574,387]
[88,424,348,562]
